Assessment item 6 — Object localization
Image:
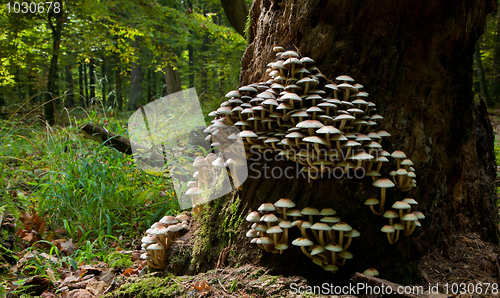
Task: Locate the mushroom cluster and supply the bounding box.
[363,150,424,244]
[140,213,190,269]
[205,47,404,182]
[246,199,359,273]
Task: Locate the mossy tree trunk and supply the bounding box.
[175,0,499,285]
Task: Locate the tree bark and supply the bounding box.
[220,0,249,37]
[43,1,64,125]
[163,65,182,95]
[179,0,498,286]
[475,39,494,106]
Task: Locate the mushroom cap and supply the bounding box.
[167,224,183,232]
[383,210,398,219]
[303,136,328,145]
[186,187,203,196]
[292,237,314,246]
[246,229,259,238]
[391,150,407,159]
[286,209,303,217]
[320,208,337,216]
[261,213,279,223]
[175,214,190,222]
[297,119,324,129]
[345,229,360,237]
[246,211,262,222]
[258,203,276,213]
[311,222,332,231]
[274,198,296,208]
[193,157,208,167]
[301,207,320,216]
[325,243,343,252]
[301,221,312,229]
[311,245,325,255]
[212,157,225,168]
[332,222,352,232]
[412,211,425,219]
[351,152,374,161]
[275,243,289,250]
[392,201,411,210]
[338,251,353,259]
[401,213,418,222]
[266,226,283,234]
[240,130,259,138]
[381,225,395,233]
[364,198,380,206]
[320,216,341,224]
[324,264,339,271]
[336,75,354,82]
[372,178,396,188]
[187,181,198,188]
[364,268,379,276]
[255,224,268,232]
[225,90,241,98]
[403,198,418,205]
[279,220,292,228]
[393,223,405,230]
[257,237,274,245]
[160,216,178,225]
[141,236,158,244]
[147,243,164,250]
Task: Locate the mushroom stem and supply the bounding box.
[344,237,353,251]
[319,231,326,247]
[386,232,394,244]
[300,246,313,259]
[369,205,382,216]
[378,188,387,214]
[394,230,401,243]
[406,223,416,236]
[311,229,321,244]
[338,231,344,247]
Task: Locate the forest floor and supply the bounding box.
[3,112,500,298]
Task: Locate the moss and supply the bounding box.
[103,275,187,298]
[244,13,253,45]
[105,252,133,269]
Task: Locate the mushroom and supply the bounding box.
[381,225,395,244]
[372,178,396,214]
[292,237,314,259]
[332,222,352,247]
[311,222,331,246]
[274,198,296,220]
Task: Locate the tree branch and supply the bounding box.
[220,0,248,37]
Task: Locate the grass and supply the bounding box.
[0,103,181,283]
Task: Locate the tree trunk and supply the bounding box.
[101,57,107,106]
[129,61,143,111]
[475,40,494,106]
[43,2,64,125]
[83,62,89,106]
[115,54,123,111]
[177,0,498,286]
[65,65,74,107]
[89,58,96,104]
[78,62,85,107]
[490,9,500,104]
[220,0,249,37]
[163,65,182,95]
